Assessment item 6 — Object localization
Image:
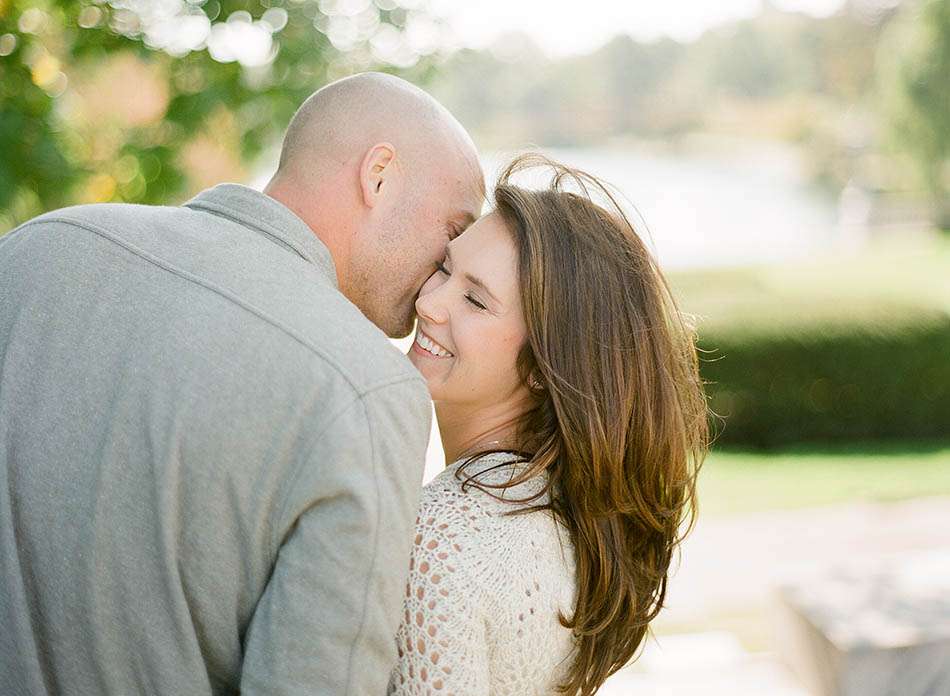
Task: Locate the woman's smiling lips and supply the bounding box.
[412,328,454,359]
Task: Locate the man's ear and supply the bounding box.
[359,142,397,209]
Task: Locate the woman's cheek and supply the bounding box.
[500,328,526,362]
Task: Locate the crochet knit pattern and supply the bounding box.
[388,452,577,695]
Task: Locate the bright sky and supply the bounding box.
[430,0,849,57]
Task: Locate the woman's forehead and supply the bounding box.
[448,213,521,301]
[450,215,514,263]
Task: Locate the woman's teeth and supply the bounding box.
[416,332,453,358]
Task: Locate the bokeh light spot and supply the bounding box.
[0,34,17,57]
[78,6,104,29]
[261,7,288,32]
[30,53,61,88]
[208,15,275,66]
[114,155,140,185]
[87,174,117,203]
[18,8,48,35]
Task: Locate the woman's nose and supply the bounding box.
[415,279,448,324]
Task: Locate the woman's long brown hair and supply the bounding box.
[457,153,710,695]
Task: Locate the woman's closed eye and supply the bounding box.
[434,260,488,311]
[465,293,487,311]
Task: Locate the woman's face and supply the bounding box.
[409,212,530,408]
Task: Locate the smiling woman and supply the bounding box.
[409,212,531,436]
[390,153,709,696]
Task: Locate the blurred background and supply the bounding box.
[2,0,948,693]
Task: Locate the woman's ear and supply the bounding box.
[529,371,545,392]
[359,142,397,209]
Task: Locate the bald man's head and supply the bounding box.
[275,73,477,183]
[266,72,484,338]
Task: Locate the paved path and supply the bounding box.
[600,495,950,694]
[602,647,809,696]
[661,495,950,625]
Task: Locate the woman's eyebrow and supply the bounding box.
[465,272,500,305]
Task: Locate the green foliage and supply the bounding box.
[878,0,950,198]
[699,314,950,447]
[672,238,950,448]
[424,5,907,197]
[0,0,438,234]
[429,6,892,151]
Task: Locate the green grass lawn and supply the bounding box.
[668,234,950,335]
[697,440,950,516]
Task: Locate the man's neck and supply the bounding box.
[264,177,352,293]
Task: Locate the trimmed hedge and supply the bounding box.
[670,238,950,448]
[696,313,950,447]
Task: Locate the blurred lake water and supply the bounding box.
[482,143,841,271]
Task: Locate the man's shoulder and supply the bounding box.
[4,199,211,266]
[8,200,424,398]
[290,305,426,398]
[25,200,187,232]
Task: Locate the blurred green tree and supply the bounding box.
[878,0,950,211]
[0,0,440,234]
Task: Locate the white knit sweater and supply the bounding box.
[388,452,578,695]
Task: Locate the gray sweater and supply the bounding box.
[0,184,431,695]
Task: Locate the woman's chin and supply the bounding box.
[407,352,440,396]
[422,376,445,400]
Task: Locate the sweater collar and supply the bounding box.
[184,183,338,288]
